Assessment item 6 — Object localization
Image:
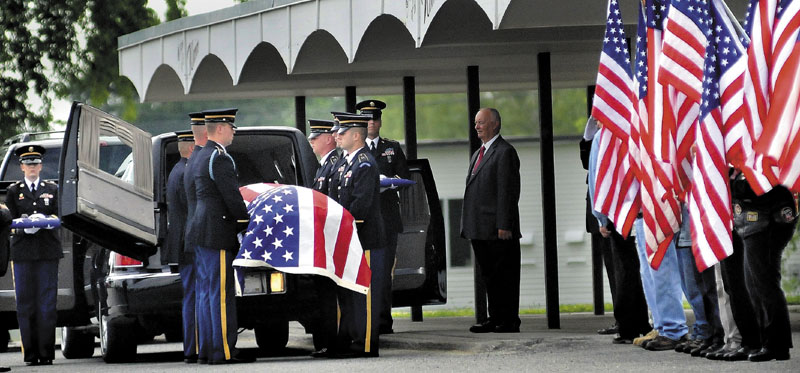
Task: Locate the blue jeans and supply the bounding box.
[676,247,712,340]
[634,218,688,340]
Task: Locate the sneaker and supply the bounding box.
[645,335,687,351]
[634,329,658,347]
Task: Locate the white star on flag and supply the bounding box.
[283,226,294,237]
[243,250,252,259]
[283,204,294,213]
[263,226,273,237]
[262,204,272,213]
[282,250,293,261]
[273,214,283,223]
[253,214,263,224]
[261,251,271,261]
[253,237,263,248]
[272,195,283,203]
[272,238,283,249]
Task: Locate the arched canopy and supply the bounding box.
[118,0,749,102]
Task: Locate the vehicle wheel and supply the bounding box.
[99,303,137,363]
[254,321,289,351]
[164,328,183,343]
[61,326,95,359]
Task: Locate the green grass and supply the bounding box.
[787,295,800,305]
[391,303,614,318]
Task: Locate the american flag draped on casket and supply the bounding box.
[233,183,371,294]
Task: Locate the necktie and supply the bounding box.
[370,141,376,152]
[30,183,35,193]
[472,146,485,174]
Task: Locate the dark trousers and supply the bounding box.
[195,246,238,363]
[180,253,197,358]
[13,260,58,363]
[471,239,521,327]
[312,277,338,351]
[741,219,796,352]
[379,227,398,331]
[337,248,383,355]
[592,233,617,311]
[720,232,762,350]
[608,231,650,338]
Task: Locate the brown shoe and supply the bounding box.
[633,329,658,347]
[646,335,687,351]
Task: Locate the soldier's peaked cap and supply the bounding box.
[335,114,370,134]
[16,144,46,164]
[355,99,386,120]
[330,111,354,132]
[308,119,335,139]
[175,130,194,142]
[188,111,205,125]
[203,108,238,127]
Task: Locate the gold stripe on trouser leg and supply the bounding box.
[365,251,371,353]
[195,317,199,355]
[10,262,23,357]
[220,251,231,360]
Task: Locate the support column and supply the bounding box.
[295,96,306,135]
[403,76,418,160]
[587,85,604,316]
[538,52,560,329]
[467,65,487,325]
[345,86,357,113]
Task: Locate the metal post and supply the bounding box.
[295,96,306,135]
[345,86,357,113]
[467,65,487,324]
[403,76,418,160]
[538,52,560,329]
[587,85,604,316]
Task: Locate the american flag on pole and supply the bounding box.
[591,0,641,237]
[232,183,371,294]
[685,0,747,271]
[635,0,682,269]
[758,0,800,191]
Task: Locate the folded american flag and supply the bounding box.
[380,177,415,189]
[232,183,371,294]
[10,215,60,229]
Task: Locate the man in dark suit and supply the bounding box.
[165,125,197,363]
[4,144,62,365]
[356,99,410,334]
[334,113,385,357]
[461,108,522,333]
[187,108,252,365]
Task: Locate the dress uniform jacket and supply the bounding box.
[338,147,385,250]
[165,158,188,264]
[4,180,62,261]
[183,145,203,252]
[187,141,249,251]
[328,151,347,202]
[460,135,521,240]
[313,150,340,194]
[369,137,409,235]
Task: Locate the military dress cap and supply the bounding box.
[203,108,238,128]
[330,111,354,132]
[15,144,46,164]
[175,130,195,142]
[308,119,335,139]
[335,113,371,134]
[189,111,205,126]
[355,99,386,120]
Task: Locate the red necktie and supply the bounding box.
[472,146,485,174]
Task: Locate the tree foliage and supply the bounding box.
[165,0,188,21]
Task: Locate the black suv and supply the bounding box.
[52,102,447,362]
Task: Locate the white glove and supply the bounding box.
[23,213,46,234]
[24,227,40,234]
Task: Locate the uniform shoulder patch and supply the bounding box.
[214,143,226,154]
[329,155,340,165]
[358,153,370,163]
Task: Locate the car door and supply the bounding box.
[59,102,157,261]
[392,159,447,307]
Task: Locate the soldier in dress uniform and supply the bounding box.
[356,99,410,334]
[308,119,340,194]
[187,108,253,365]
[181,112,207,363]
[4,144,62,366]
[730,172,797,362]
[334,113,385,357]
[328,112,351,201]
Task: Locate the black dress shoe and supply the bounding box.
[184,355,198,363]
[748,347,790,362]
[0,366,10,372]
[209,355,256,365]
[698,343,723,358]
[310,348,331,358]
[612,335,634,344]
[597,324,619,335]
[494,323,520,333]
[469,321,496,333]
[379,326,394,334]
[724,346,756,361]
[25,360,40,366]
[39,359,53,365]
[704,345,730,360]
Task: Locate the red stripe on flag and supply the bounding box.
[312,190,328,268]
[332,212,355,278]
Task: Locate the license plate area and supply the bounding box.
[242,272,267,296]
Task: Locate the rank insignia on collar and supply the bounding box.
[781,207,795,223]
[733,204,742,215]
[746,211,758,222]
